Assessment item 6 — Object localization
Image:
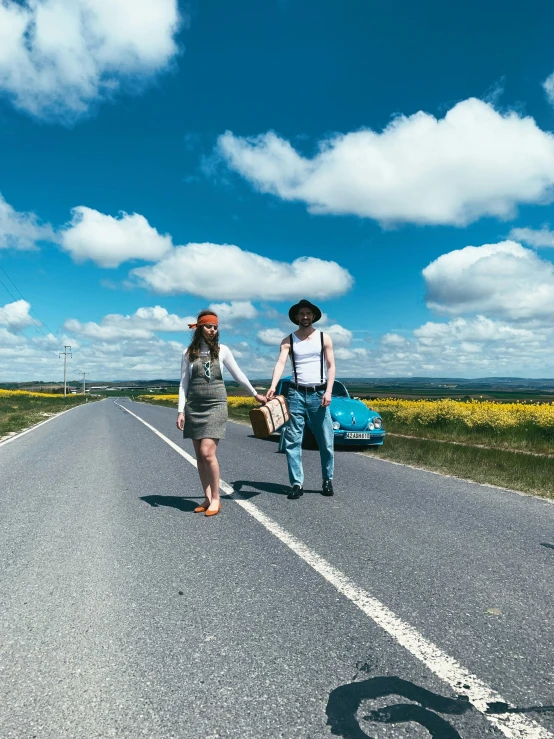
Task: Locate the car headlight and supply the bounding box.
[332,421,341,430]
[373,417,382,429]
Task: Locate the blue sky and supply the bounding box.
[2,0,554,381]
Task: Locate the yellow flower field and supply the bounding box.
[0,388,62,398]
[143,393,554,432]
[140,394,179,402]
[227,396,258,408]
[362,398,554,431]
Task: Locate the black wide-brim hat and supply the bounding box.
[289,299,322,325]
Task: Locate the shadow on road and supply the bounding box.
[140,495,201,512]
[232,480,322,497]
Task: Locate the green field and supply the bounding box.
[376,414,554,455]
[362,435,554,499]
[0,393,91,438]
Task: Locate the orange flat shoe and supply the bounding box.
[205,503,221,517]
[194,503,210,513]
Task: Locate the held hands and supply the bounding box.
[176,412,184,431]
[321,391,332,408]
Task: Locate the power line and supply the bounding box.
[1,269,63,343]
[0,263,84,379]
[0,268,63,351]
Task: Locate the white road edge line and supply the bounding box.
[0,401,93,449]
[115,400,553,739]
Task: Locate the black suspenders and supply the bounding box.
[289,333,298,383]
[289,331,325,385]
[320,330,324,384]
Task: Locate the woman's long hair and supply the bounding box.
[186,309,220,362]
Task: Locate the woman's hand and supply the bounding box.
[176,412,185,430]
[255,393,267,404]
[266,387,276,401]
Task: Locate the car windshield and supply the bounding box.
[331,381,349,398]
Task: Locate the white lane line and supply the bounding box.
[0,402,89,449]
[116,400,553,739]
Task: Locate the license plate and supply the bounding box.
[345,432,371,439]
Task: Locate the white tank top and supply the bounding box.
[291,330,326,385]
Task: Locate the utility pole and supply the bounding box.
[59,345,72,397]
[79,372,89,398]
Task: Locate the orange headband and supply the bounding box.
[188,314,219,329]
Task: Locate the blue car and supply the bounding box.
[275,377,386,450]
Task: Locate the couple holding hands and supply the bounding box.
[176,299,336,517]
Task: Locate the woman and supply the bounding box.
[176,310,266,517]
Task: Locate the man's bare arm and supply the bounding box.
[266,338,291,400]
[322,333,335,407]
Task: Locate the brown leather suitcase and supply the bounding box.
[249,395,290,439]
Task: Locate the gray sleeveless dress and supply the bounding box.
[183,356,228,440]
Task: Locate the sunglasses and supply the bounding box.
[203,360,211,380]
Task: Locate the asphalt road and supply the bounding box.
[1,398,553,739]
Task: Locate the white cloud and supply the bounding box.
[414,315,537,346]
[356,311,554,377]
[543,72,554,107]
[0,0,181,121]
[0,300,36,330]
[208,300,257,328]
[381,333,407,345]
[334,348,354,360]
[0,300,37,331]
[132,243,353,300]
[509,226,554,248]
[315,312,329,326]
[423,241,554,321]
[408,316,553,375]
[65,335,186,381]
[60,207,173,267]
[64,305,194,341]
[218,98,554,226]
[324,323,352,347]
[0,194,54,250]
[257,321,352,349]
[0,326,23,347]
[54,206,353,304]
[257,328,286,345]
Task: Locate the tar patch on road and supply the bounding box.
[540,542,554,551]
[326,675,554,738]
[326,676,470,738]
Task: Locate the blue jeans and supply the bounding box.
[283,388,334,486]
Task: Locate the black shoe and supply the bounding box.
[287,484,304,500]
[321,480,334,496]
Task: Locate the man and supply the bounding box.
[266,299,336,499]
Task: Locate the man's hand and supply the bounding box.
[266,387,276,401]
[176,412,184,430]
[321,391,332,408]
[255,393,267,404]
